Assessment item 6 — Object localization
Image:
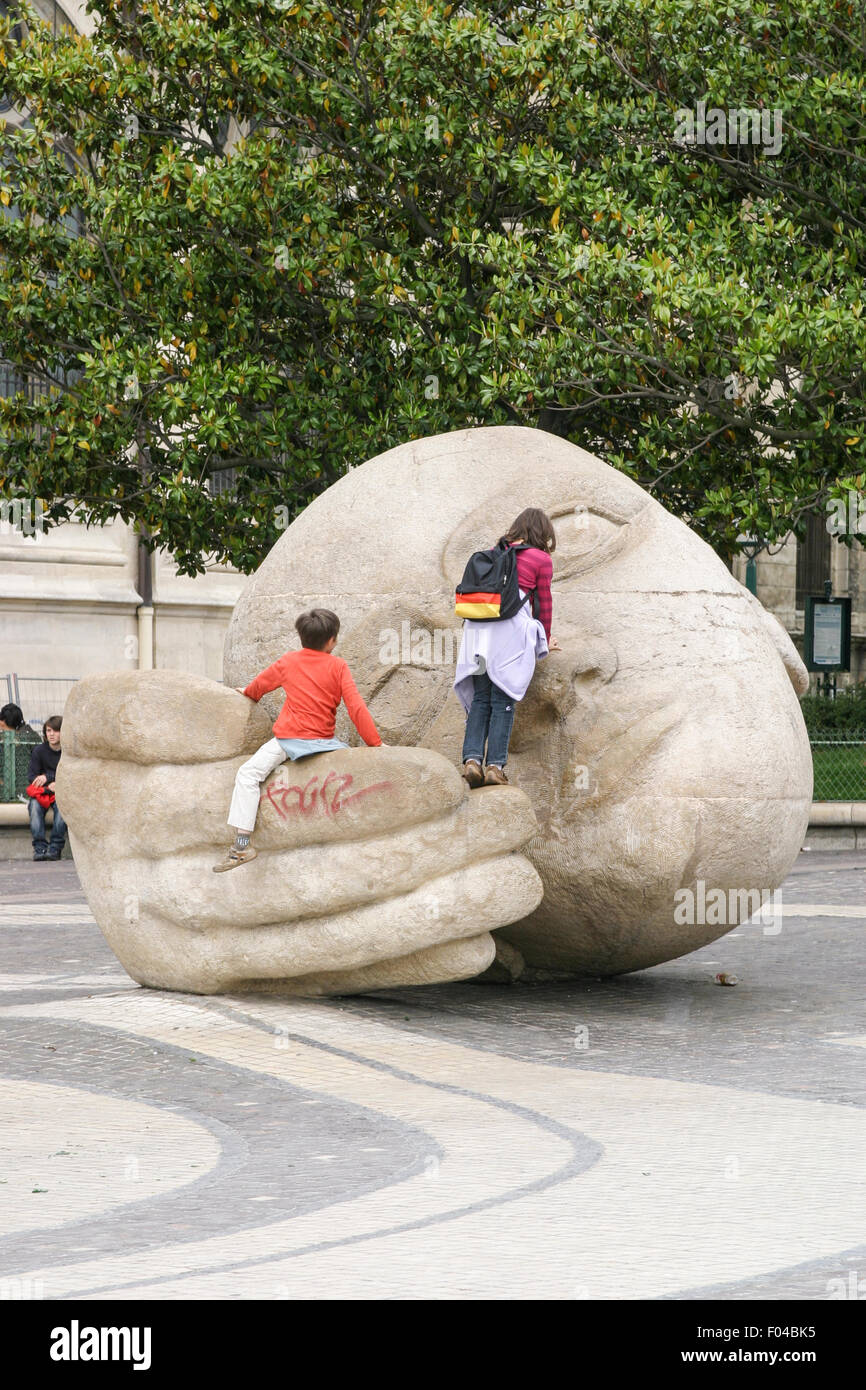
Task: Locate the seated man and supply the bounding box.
[28,716,66,862]
[0,702,41,802]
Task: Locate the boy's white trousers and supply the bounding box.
[227,738,287,832]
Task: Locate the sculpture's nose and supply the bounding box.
[510,637,618,755]
[523,637,619,719]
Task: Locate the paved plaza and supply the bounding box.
[0,851,864,1301]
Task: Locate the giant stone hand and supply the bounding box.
[57,671,543,995]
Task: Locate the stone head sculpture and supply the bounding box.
[224,425,812,975]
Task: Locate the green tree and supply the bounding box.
[1,0,865,574]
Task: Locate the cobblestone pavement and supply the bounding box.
[0,853,864,1301]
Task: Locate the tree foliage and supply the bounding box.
[0,0,865,573]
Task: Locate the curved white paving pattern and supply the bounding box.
[0,1077,222,1235]
[3,989,865,1300]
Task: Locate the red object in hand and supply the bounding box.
[26,782,55,808]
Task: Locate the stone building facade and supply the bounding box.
[1,518,245,724]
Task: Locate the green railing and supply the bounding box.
[0,730,40,803]
[809,734,866,801]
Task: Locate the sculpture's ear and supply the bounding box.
[739,583,810,695]
[334,604,462,746]
[62,670,273,765]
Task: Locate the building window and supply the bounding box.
[795,511,831,608]
[208,467,238,498]
[0,4,24,115]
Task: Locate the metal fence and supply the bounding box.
[2,674,78,732]
[809,735,866,802]
[0,730,40,802]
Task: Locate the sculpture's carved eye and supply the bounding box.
[549,502,631,580]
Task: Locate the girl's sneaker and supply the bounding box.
[213,845,257,872]
[461,760,484,789]
[484,765,509,785]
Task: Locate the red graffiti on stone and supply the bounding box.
[261,770,393,820]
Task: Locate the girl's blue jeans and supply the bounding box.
[462,672,516,768]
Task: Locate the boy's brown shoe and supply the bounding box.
[484,765,509,786]
[213,845,257,872]
[461,759,484,789]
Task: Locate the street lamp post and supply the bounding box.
[737,535,762,595]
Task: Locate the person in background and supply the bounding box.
[0,702,41,802]
[28,715,66,861]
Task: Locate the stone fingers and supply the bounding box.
[239,933,498,996]
[140,785,539,929]
[99,856,544,993]
[57,746,468,855]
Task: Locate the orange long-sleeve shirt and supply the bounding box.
[243,648,382,746]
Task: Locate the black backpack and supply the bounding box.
[454,539,537,622]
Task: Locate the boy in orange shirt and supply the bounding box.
[214,608,382,871]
